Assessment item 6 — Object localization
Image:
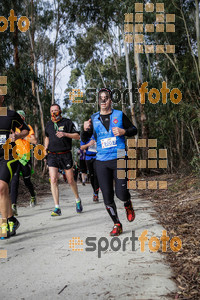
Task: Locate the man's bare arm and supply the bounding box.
[24,134,37,145]
[80,144,89,150]
[9,129,29,142]
[80,140,95,150]
[44,137,49,154]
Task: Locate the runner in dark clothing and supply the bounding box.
[78,149,87,185]
[82,88,137,236]
[0,92,29,238]
[10,110,37,216]
[73,161,79,182]
[44,103,82,216]
[80,135,99,202]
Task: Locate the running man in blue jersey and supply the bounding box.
[82,88,137,236]
[80,135,99,202]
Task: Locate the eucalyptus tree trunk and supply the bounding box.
[52,0,61,104]
[29,30,45,144]
[93,59,106,87]
[122,25,137,124]
[133,25,149,174]
[195,0,200,71]
[133,26,148,142]
[30,0,38,168]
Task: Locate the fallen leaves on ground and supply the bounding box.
[138,173,200,300]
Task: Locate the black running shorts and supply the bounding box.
[47,152,73,170]
[0,155,19,184]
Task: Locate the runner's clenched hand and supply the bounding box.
[56,131,65,138]
[112,127,125,136]
[88,139,96,146]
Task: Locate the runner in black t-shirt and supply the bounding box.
[44,103,82,216]
[0,93,29,238]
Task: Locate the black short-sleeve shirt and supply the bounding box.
[0,109,30,156]
[45,118,79,152]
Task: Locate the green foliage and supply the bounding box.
[0,0,199,173]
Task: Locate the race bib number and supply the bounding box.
[0,135,6,145]
[101,137,117,149]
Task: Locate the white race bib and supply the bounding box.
[101,137,117,149]
[0,135,7,145]
[88,142,97,153]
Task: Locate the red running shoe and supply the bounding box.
[110,223,123,236]
[125,202,135,222]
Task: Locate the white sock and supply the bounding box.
[55,205,60,208]
[76,198,80,203]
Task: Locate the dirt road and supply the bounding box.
[0,183,177,299]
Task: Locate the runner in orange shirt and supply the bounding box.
[10,110,37,216]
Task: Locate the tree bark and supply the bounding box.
[13,26,20,69]
[52,0,60,104]
[118,26,121,58]
[93,59,106,87]
[107,30,124,111]
[133,27,148,142]
[195,0,200,71]
[122,26,137,124]
[30,0,38,168]
[28,30,45,144]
